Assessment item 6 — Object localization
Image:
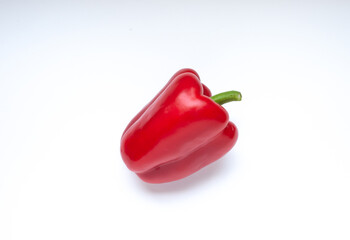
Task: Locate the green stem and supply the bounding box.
[210,90,242,105]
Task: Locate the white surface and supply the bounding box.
[1,1,350,239]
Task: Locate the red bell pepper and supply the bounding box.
[120,69,241,183]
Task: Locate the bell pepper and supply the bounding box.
[120,69,241,183]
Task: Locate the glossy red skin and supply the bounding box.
[120,69,238,183]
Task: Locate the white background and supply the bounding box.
[1,1,350,239]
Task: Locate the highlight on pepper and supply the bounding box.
[120,69,241,183]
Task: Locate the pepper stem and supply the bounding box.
[210,90,242,105]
